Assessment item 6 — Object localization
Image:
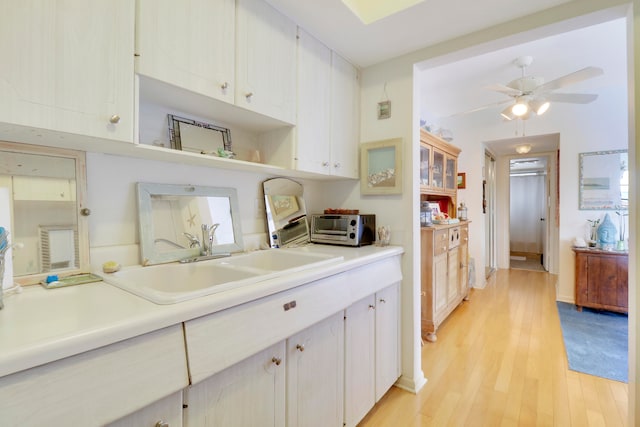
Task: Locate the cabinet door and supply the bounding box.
[445,155,457,192]
[432,149,445,190]
[295,29,332,174]
[107,391,183,427]
[330,52,359,178]
[420,144,431,189]
[345,295,376,427]
[287,312,344,427]
[434,252,448,313]
[447,248,459,305]
[136,0,235,104]
[0,0,134,142]
[375,283,401,401]
[236,0,297,124]
[183,341,285,427]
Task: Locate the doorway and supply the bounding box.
[509,156,548,271]
[484,151,496,278]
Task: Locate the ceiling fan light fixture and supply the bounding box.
[530,99,550,115]
[500,106,515,120]
[516,144,532,154]
[511,100,529,117]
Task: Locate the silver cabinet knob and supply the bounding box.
[379,298,386,304]
[334,162,341,169]
[245,92,253,100]
[296,344,305,352]
[109,114,120,124]
[368,304,375,310]
[322,161,329,167]
[271,357,282,366]
[155,422,169,427]
[221,82,229,90]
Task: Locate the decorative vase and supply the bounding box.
[616,240,626,251]
[597,213,617,249]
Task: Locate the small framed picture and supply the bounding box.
[457,172,466,189]
[428,202,441,217]
[377,101,391,120]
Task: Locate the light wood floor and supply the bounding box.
[360,269,628,426]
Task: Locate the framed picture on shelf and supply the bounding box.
[457,172,466,189]
[428,202,440,217]
[360,138,402,195]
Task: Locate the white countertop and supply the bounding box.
[0,244,403,378]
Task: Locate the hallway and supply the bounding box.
[360,269,628,426]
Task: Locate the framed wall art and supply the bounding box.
[457,172,466,189]
[360,138,402,195]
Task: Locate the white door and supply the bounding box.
[183,341,286,427]
[236,0,297,124]
[374,283,401,401]
[136,0,235,104]
[0,0,134,142]
[344,295,376,427]
[330,52,359,178]
[286,312,344,427]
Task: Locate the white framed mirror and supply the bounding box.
[0,141,89,285]
[579,150,628,210]
[137,182,244,265]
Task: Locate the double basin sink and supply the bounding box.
[101,249,343,304]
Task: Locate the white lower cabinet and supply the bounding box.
[183,312,345,427]
[344,282,401,427]
[107,391,184,427]
[287,311,345,427]
[183,341,286,427]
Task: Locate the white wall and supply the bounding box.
[86,152,311,268]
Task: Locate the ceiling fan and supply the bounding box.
[476,56,604,120]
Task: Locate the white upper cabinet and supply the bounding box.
[296,31,359,178]
[295,29,332,175]
[0,0,134,142]
[136,0,235,104]
[236,0,297,124]
[330,52,360,178]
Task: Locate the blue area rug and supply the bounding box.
[556,302,628,382]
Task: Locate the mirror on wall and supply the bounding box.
[0,141,88,284]
[263,178,309,248]
[137,182,244,265]
[579,150,628,210]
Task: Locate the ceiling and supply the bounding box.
[265,0,574,68]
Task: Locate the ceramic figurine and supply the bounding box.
[597,213,617,248]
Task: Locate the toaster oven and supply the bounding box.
[309,214,375,247]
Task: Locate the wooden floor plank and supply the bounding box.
[359,268,628,427]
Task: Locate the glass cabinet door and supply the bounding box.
[432,150,444,190]
[445,157,456,191]
[420,144,430,187]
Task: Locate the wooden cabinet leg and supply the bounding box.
[576,305,582,312]
[425,332,437,343]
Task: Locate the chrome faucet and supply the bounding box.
[201,223,220,256]
[182,232,201,249]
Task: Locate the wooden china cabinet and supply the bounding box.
[419,129,469,342]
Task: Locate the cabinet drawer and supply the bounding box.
[434,229,449,256]
[185,275,350,384]
[0,325,188,427]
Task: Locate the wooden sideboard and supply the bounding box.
[573,247,628,313]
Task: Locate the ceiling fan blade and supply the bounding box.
[447,99,512,117]
[546,93,599,104]
[485,83,521,96]
[536,66,604,92]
